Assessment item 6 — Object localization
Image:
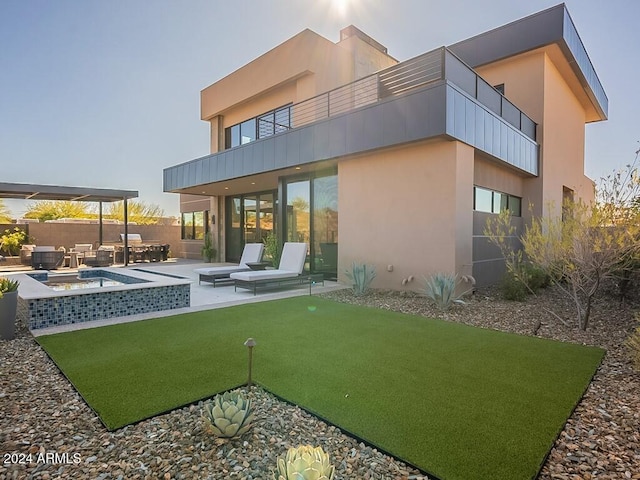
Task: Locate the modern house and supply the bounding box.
[164,4,607,288]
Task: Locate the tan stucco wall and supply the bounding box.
[201,29,356,122]
[476,48,594,218]
[338,140,474,291]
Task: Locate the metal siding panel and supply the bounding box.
[286,130,300,167]
[484,110,493,154]
[263,138,275,171]
[299,127,313,164]
[500,122,508,159]
[329,115,347,158]
[454,91,466,139]
[313,121,330,161]
[363,105,383,149]
[475,105,484,150]
[493,117,501,158]
[243,143,255,175]
[274,135,287,169]
[218,152,227,181]
[382,100,407,146]
[426,85,447,137]
[465,99,475,145]
[346,109,366,154]
[445,86,455,136]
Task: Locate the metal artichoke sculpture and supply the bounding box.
[202,391,254,438]
[273,445,335,480]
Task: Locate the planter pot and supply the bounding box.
[0,291,19,340]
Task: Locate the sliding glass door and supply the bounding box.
[225,191,276,263]
[284,172,338,278]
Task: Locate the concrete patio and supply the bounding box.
[27,258,344,337]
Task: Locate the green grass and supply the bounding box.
[37,297,604,480]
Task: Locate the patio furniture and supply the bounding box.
[70,244,93,264]
[130,245,148,263]
[231,242,313,295]
[147,245,163,262]
[20,245,36,265]
[32,246,65,270]
[83,247,115,267]
[194,243,264,287]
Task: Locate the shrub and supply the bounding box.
[345,262,376,296]
[273,445,335,480]
[627,324,640,372]
[522,263,550,292]
[201,231,217,262]
[202,391,254,438]
[0,227,29,256]
[264,232,281,267]
[424,273,471,310]
[499,271,528,301]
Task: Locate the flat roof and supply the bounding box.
[0,182,139,203]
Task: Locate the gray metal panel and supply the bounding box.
[263,138,275,171]
[381,100,407,146]
[449,4,607,119]
[274,135,287,169]
[286,130,301,167]
[163,81,538,192]
[329,115,347,158]
[313,121,331,161]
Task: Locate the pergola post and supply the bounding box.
[98,201,103,246]
[123,197,129,267]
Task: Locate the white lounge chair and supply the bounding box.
[194,243,265,287]
[231,242,312,295]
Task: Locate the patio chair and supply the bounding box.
[194,243,264,287]
[70,244,93,264]
[20,244,36,265]
[83,247,115,267]
[230,242,308,294]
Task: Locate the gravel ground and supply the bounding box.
[1,284,639,479]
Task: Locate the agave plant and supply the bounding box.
[344,262,376,296]
[0,277,19,299]
[273,445,335,480]
[424,272,472,311]
[202,390,254,438]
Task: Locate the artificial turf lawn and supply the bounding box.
[37,296,604,480]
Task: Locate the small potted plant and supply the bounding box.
[201,231,217,263]
[0,277,20,340]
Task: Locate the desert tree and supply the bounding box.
[24,200,92,222]
[106,200,165,225]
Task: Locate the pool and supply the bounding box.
[44,275,130,291]
[16,268,191,330]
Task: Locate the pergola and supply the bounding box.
[0,182,139,266]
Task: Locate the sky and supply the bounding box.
[1,0,638,218]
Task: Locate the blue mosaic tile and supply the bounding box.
[20,284,190,330]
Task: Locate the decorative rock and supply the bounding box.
[1,285,638,478]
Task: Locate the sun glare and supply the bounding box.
[331,0,350,16]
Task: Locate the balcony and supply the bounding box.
[165,47,539,193]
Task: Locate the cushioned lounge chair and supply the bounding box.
[194,243,264,287]
[230,242,308,295]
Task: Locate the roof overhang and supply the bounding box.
[448,3,608,122]
[0,182,138,203]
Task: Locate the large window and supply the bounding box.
[181,211,207,240]
[473,187,521,216]
[225,105,292,149]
